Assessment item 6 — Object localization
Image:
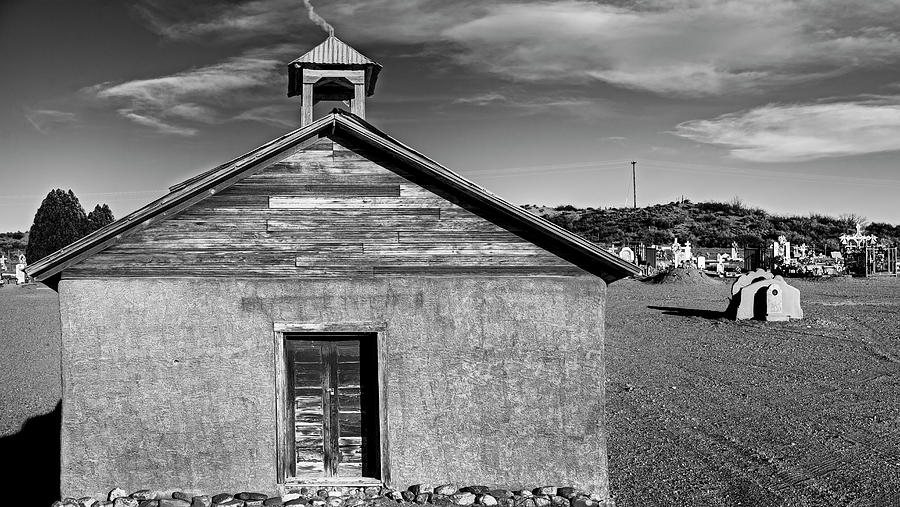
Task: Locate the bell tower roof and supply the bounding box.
[288,35,382,98]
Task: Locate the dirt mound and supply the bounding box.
[644,267,719,285]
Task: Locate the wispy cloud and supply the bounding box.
[23,108,78,134]
[446,90,613,119]
[87,52,284,135]
[133,0,305,42]
[453,92,508,106]
[437,0,900,96]
[133,0,900,97]
[118,109,199,136]
[673,96,900,162]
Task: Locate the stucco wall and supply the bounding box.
[58,276,608,498]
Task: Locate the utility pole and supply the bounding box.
[631,161,637,209]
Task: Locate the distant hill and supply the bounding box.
[525,200,900,252]
[0,231,28,254]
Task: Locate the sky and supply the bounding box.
[2,0,900,233]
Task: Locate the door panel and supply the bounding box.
[286,335,378,479]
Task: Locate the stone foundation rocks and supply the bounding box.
[52,486,614,507]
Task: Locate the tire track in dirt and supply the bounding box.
[606,279,900,505]
[663,325,857,504]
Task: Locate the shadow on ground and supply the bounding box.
[0,401,60,503]
[647,305,727,320]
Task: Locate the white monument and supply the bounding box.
[15,263,26,284]
[618,246,636,264]
[671,238,684,266]
[696,255,706,270]
[0,255,6,271]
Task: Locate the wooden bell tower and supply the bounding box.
[288,35,383,126]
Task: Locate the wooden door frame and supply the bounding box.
[274,322,390,486]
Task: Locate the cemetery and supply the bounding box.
[608,223,898,282]
[839,224,899,277]
[0,253,29,287]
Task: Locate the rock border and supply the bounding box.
[52,485,614,507]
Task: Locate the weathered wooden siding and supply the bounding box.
[64,139,582,279]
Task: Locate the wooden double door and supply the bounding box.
[285,334,381,479]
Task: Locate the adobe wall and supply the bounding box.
[58,276,608,498]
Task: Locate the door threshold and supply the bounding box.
[282,477,384,491]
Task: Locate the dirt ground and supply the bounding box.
[1,277,898,506]
[606,276,900,506]
[0,284,60,436]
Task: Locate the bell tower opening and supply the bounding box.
[288,35,383,126]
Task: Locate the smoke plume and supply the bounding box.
[302,0,334,36]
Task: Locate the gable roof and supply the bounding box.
[26,110,639,285]
[291,35,379,67]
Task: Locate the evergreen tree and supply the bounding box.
[87,204,115,232]
[25,189,90,263]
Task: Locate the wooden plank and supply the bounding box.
[332,149,369,161]
[65,265,308,278]
[337,388,361,410]
[295,255,568,267]
[398,231,524,243]
[295,423,323,437]
[292,344,321,364]
[296,461,326,475]
[338,364,361,388]
[293,398,324,416]
[426,216,523,233]
[188,194,270,209]
[339,443,363,476]
[275,331,291,483]
[271,160,381,176]
[364,242,543,256]
[134,218,268,232]
[373,265,585,276]
[297,448,326,463]
[337,344,360,362]
[275,323,386,333]
[297,139,333,151]
[268,230,399,243]
[336,461,363,477]
[270,196,448,209]
[295,267,375,278]
[322,343,339,477]
[269,215,438,232]
[293,368,322,387]
[338,412,361,438]
[399,183,438,198]
[339,443,363,461]
[230,183,401,197]
[250,172,408,185]
[73,251,296,266]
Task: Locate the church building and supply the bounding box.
[26,36,637,500]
